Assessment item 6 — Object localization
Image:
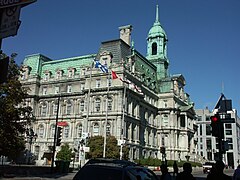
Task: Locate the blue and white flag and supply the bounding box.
[95,60,108,73]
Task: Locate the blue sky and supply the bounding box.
[2,0,240,112]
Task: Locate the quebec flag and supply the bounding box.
[95,60,108,73]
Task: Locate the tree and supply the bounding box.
[0,53,35,159]
[56,144,74,161]
[86,135,129,159]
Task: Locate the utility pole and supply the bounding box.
[51,96,60,173]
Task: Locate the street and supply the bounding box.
[1,168,235,180]
[155,168,234,180]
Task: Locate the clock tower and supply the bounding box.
[146,5,169,80]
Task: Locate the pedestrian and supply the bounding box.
[160,164,172,180]
[233,164,240,180]
[176,162,195,180]
[173,161,178,176]
[206,160,231,180]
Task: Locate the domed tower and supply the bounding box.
[146,5,169,80]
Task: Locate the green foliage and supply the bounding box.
[0,53,35,159]
[135,157,161,166]
[56,144,74,161]
[134,158,202,167]
[86,135,129,159]
[167,160,202,167]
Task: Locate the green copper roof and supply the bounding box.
[148,5,167,39]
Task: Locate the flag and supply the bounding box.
[111,70,118,79]
[111,70,143,95]
[95,60,108,73]
[134,85,143,95]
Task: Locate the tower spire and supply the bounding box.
[155,4,159,23]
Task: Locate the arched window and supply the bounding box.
[38,124,44,138]
[77,124,83,138]
[52,103,58,115]
[152,42,157,55]
[50,124,55,138]
[93,123,99,136]
[163,114,168,126]
[40,102,47,117]
[80,100,84,112]
[66,100,72,115]
[64,125,70,138]
[95,98,101,112]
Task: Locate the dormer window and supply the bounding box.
[68,68,75,78]
[21,65,31,80]
[56,69,63,79]
[99,51,113,66]
[43,71,51,81]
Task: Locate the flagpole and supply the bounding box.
[120,80,126,160]
[103,68,111,158]
[86,62,94,133]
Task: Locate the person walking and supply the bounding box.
[160,164,172,180]
[176,162,195,180]
[233,164,240,180]
[173,161,178,176]
[206,160,231,180]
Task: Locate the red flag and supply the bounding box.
[111,70,118,80]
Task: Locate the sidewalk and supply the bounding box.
[1,171,77,180]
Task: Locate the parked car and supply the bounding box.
[73,158,159,180]
[203,162,215,174]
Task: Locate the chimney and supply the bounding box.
[119,25,132,46]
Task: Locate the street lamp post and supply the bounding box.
[26,128,37,164]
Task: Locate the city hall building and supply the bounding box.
[21,6,197,165]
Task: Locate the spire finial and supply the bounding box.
[155,4,159,23]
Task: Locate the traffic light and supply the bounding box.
[210,114,224,139]
[56,127,63,146]
[160,147,166,154]
[0,57,9,84]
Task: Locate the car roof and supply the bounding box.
[86,158,138,168]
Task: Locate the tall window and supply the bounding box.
[41,103,47,117]
[80,83,85,91]
[42,87,47,95]
[152,42,157,55]
[206,124,211,135]
[161,136,165,146]
[77,124,82,138]
[50,124,55,138]
[55,86,60,94]
[95,98,101,112]
[52,103,58,115]
[80,101,84,112]
[93,123,99,136]
[38,125,44,138]
[226,138,233,149]
[163,114,168,126]
[64,125,70,138]
[206,138,212,149]
[96,79,101,88]
[66,101,72,115]
[180,115,185,127]
[67,85,72,93]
